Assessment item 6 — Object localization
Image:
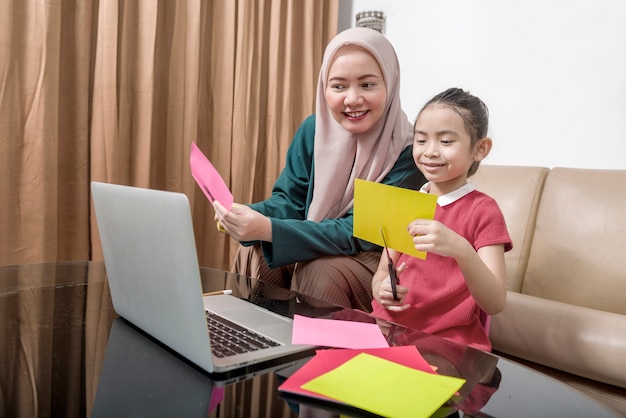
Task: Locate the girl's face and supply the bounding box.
[324,45,387,134]
[413,104,483,195]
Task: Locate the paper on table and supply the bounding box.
[190,142,234,209]
[301,352,465,418]
[353,179,437,259]
[292,315,388,349]
[278,346,434,401]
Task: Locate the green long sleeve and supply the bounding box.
[245,114,426,268]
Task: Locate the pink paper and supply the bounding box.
[292,314,389,349]
[190,142,234,209]
[208,387,224,413]
[279,346,434,400]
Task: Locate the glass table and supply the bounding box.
[0,262,620,417]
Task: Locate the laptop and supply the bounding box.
[91,181,314,376]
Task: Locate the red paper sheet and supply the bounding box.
[279,346,434,401]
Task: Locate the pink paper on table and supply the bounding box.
[292,314,388,349]
[190,142,233,209]
[278,346,434,401]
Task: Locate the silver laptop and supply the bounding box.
[91,181,314,375]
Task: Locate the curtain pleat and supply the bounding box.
[195,0,338,270]
[2,0,337,270]
[1,0,93,265]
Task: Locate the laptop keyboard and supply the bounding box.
[205,311,280,358]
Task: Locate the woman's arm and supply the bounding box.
[213,115,317,244]
[215,114,426,268]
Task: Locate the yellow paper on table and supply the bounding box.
[353,179,437,259]
[301,353,465,418]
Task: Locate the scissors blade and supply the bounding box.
[380,227,391,257]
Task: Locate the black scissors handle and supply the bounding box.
[380,228,399,301]
[387,260,399,301]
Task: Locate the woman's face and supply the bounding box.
[324,45,387,134]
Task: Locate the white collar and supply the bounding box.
[419,182,477,206]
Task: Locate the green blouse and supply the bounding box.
[245,114,426,268]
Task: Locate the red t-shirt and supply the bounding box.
[371,186,512,351]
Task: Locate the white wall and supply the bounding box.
[342,0,626,169]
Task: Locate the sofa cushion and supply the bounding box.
[491,291,626,389]
[522,168,626,315]
[470,165,549,292]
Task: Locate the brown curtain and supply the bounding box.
[2,1,338,417]
[1,0,339,272]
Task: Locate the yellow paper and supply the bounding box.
[301,353,465,418]
[353,179,437,259]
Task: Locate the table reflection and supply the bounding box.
[0,262,299,418]
[92,318,220,417]
[0,262,115,418]
[202,267,501,417]
[2,262,615,418]
[279,307,500,417]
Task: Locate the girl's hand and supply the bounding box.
[408,219,467,258]
[375,262,411,312]
[213,201,272,242]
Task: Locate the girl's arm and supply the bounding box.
[409,219,507,315]
[454,242,507,315]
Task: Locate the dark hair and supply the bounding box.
[416,87,489,176]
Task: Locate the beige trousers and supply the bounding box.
[231,244,380,312]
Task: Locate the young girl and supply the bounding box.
[371,88,512,351]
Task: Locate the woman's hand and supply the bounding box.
[213,201,273,242]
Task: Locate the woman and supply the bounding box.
[213,27,425,311]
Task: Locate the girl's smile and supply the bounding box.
[413,105,476,195]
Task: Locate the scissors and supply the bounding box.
[380,228,399,301]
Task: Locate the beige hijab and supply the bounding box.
[307,27,413,222]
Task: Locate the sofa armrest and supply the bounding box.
[490,291,626,389]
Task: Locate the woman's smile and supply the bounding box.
[344,110,369,121]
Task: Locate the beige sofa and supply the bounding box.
[470,165,626,416]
